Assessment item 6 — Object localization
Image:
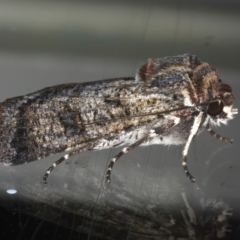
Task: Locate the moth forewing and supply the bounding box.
[0,54,237,184]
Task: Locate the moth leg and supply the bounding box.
[42,142,98,184]
[106,134,155,183]
[42,153,70,184]
[182,112,203,183]
[207,124,233,143]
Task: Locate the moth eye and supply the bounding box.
[207,101,224,116]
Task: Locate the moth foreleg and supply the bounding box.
[207,124,233,143]
[106,134,155,183]
[182,112,203,183]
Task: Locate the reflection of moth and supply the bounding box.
[0,54,237,184]
[180,193,232,239]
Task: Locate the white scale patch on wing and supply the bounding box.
[181,88,196,107]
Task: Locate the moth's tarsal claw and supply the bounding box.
[42,175,48,184]
[106,178,111,183]
[105,173,111,183]
[222,137,233,144]
[42,179,47,184]
[190,178,196,183]
[105,176,111,183]
[186,172,196,183]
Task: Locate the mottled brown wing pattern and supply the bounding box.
[0,74,190,164]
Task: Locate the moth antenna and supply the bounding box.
[207,124,233,143]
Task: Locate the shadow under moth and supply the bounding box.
[0,54,238,184]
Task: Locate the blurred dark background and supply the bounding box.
[0,0,240,239]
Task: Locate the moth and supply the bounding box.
[0,54,237,184]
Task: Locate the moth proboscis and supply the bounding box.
[0,54,238,184]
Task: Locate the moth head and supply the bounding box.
[208,83,238,125]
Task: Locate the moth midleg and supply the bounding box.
[106,134,155,183]
[181,192,197,225]
[207,124,233,143]
[42,141,99,184]
[180,210,197,239]
[182,112,203,182]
